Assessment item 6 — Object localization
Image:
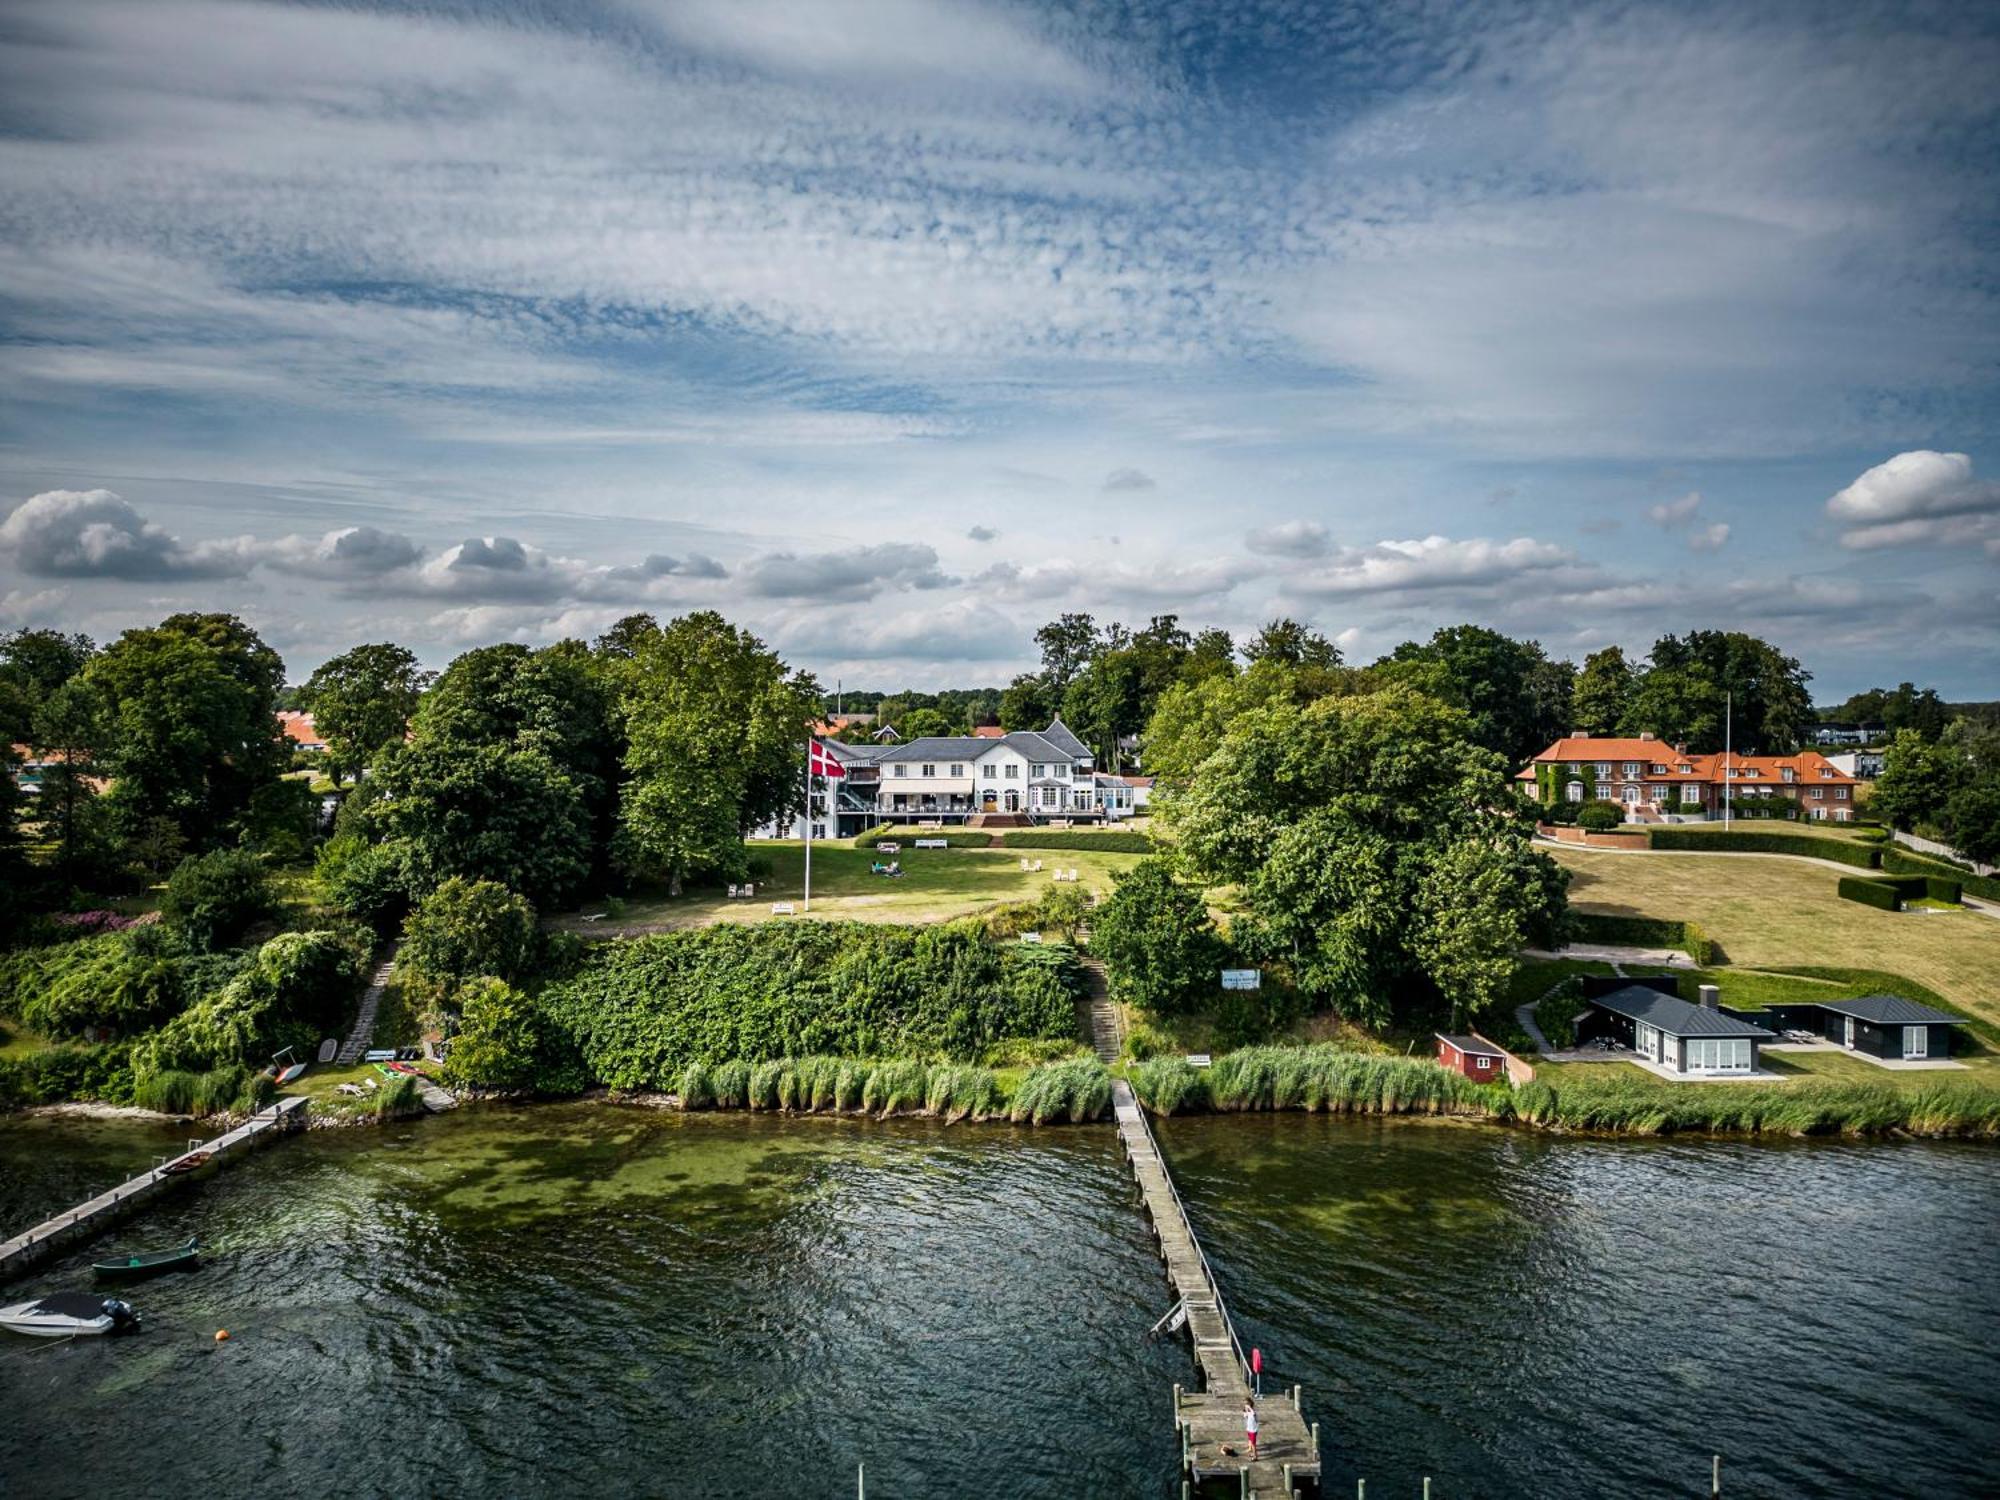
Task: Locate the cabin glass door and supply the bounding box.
[1904,1026,1928,1060]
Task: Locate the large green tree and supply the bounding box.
[1162,683,1567,1027]
[32,678,117,886]
[1571,646,1634,737]
[1624,631,1813,752]
[299,642,432,782]
[1089,857,1225,1014]
[83,613,287,849]
[1379,624,1573,765]
[613,612,819,896]
[0,627,95,744]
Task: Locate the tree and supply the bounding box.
[1379,624,1573,765]
[1035,882,1093,943]
[1162,683,1567,1028]
[161,848,276,952]
[300,642,431,783]
[1244,617,1341,670]
[614,612,819,896]
[30,677,115,887]
[1034,612,1102,691]
[440,977,545,1091]
[1852,730,1958,834]
[1626,631,1813,752]
[999,673,1054,731]
[363,741,591,907]
[1571,647,1633,737]
[84,613,287,849]
[0,627,95,744]
[898,707,954,739]
[1184,628,1237,683]
[400,877,537,989]
[1090,857,1225,1015]
[1826,682,1949,741]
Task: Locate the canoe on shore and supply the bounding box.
[93,1238,200,1280]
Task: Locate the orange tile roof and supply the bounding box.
[970,725,1006,737]
[1527,735,1855,785]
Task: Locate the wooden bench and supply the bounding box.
[915,838,947,848]
[770,901,796,916]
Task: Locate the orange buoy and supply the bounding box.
[214,1329,230,1342]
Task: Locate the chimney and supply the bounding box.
[1639,732,1656,742]
[1698,984,1720,1010]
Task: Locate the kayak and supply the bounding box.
[0,1293,141,1338]
[93,1238,200,1281]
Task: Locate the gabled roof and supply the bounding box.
[1040,716,1091,758]
[874,735,993,762]
[1809,995,1965,1027]
[1588,985,1775,1039]
[1436,1033,1504,1058]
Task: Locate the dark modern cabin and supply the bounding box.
[1763,995,1964,1061]
[1577,979,1774,1075]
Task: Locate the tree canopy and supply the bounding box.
[300,641,432,782]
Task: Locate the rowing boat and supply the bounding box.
[93,1237,200,1280]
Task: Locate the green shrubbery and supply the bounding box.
[160,848,276,951]
[537,921,1083,1092]
[1647,828,1879,867]
[1838,873,1963,911]
[1514,1075,2000,1137]
[1001,829,1155,853]
[399,877,538,989]
[130,1064,273,1116]
[1880,847,2000,902]
[1533,977,1585,1049]
[1568,913,1717,964]
[669,1052,1072,1121]
[856,827,993,848]
[1576,799,1625,832]
[0,1044,132,1110]
[1838,876,1901,911]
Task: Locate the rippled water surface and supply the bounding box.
[3,1107,1996,1499]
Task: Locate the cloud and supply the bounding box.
[966,525,999,543]
[1688,522,1731,552]
[261,525,425,580]
[1102,468,1157,493]
[0,489,255,581]
[738,542,953,602]
[1245,520,1332,559]
[1283,535,1580,599]
[1825,451,2000,552]
[1649,492,1704,527]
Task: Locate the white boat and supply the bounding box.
[0,1292,140,1337]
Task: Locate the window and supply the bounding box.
[1783,768,1796,782]
[1904,1026,1929,1060]
[1687,1038,1752,1072]
[1622,786,1640,804]
[893,764,908,778]
[1623,761,1639,775]
[1595,762,1611,777]
[1475,1055,1492,1071]
[1595,783,1612,800]
[1686,787,1703,803]
[1030,763,1045,778]
[1836,787,1848,799]
[1820,768,1835,778]
[921,764,935,778]
[983,765,996,779]
[1677,763,1692,774]
[1054,764,1069,778]
[1567,781,1585,803]
[948,764,963,777]
[1004,764,1018,778]
[1810,788,1823,799]
[1651,764,1667,774]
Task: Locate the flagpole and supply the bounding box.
[804,735,813,913]
[1724,691,1733,828]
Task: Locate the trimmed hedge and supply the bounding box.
[1569,913,1717,965]
[857,827,994,848]
[1647,828,1881,868]
[1881,847,2000,902]
[1000,829,1155,853]
[1838,876,1901,911]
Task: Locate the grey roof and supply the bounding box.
[1810,995,1965,1027]
[873,722,1092,766]
[1041,716,1091,758]
[1436,1033,1504,1057]
[1589,985,1775,1039]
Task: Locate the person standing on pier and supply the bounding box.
[1243,1397,1258,1460]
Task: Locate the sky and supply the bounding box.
[1,0,1997,700]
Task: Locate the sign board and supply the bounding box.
[915,838,948,848]
[1220,968,1262,991]
[1185,1053,1212,1069]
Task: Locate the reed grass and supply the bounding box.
[1515,1075,2000,1138]
[1008,1056,1111,1124]
[1188,1046,1506,1118]
[131,1063,270,1117]
[666,1054,1008,1121]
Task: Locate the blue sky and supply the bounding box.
[1,0,1996,696]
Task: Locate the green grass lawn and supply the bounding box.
[1649,819,1877,844]
[549,842,1147,932]
[1552,845,2000,1030]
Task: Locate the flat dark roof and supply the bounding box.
[1808,995,1965,1027]
[1589,985,1775,1039]
[1436,1033,1504,1057]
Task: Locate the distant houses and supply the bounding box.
[1519,733,1861,822]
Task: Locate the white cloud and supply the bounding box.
[1283,535,1579,599]
[1102,468,1158,493]
[1649,492,1704,527]
[1688,522,1731,553]
[738,543,952,602]
[1245,520,1332,559]
[0,489,255,581]
[1825,450,2000,551]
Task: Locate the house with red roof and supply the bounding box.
[1519,733,1860,822]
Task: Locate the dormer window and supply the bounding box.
[1651,764,1667,774]
[1677,764,1692,774]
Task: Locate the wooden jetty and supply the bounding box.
[1113,1079,1321,1498]
[0,1095,308,1282]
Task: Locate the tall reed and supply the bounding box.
[1009,1056,1111,1123]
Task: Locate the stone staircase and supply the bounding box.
[336,946,399,1065]
[1079,951,1121,1062]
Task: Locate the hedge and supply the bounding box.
[999,829,1155,853]
[538,921,1085,1091]
[1646,828,1881,868]
[1881,847,2000,902]
[1838,876,1902,911]
[856,827,994,848]
[1568,913,1718,965]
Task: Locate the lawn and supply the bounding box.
[1649,819,1876,844]
[1552,846,2000,1029]
[548,842,1148,932]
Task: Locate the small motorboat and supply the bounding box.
[0,1292,140,1338]
[160,1151,213,1176]
[93,1237,200,1281]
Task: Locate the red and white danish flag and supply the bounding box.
[808,739,846,778]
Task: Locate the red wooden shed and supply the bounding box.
[1435,1033,1506,1081]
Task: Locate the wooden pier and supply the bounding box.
[0,1095,307,1282]
[1113,1080,1321,1498]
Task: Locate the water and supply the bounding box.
[2,1107,1995,1499]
